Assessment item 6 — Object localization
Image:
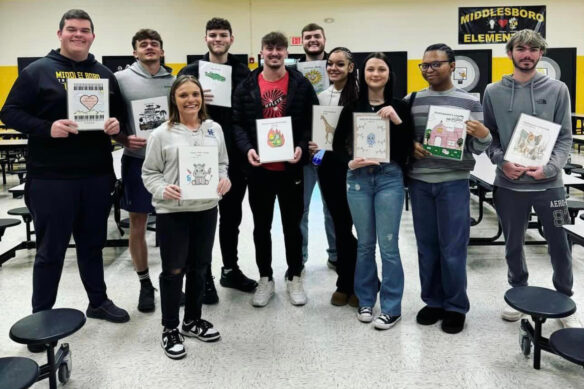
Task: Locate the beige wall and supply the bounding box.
[1,0,583,64]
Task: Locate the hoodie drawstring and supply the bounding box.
[530,80,537,116]
[508,78,515,112]
[507,77,538,116]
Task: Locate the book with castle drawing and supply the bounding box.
[178,145,219,200]
[504,113,561,167]
[312,105,343,151]
[423,105,470,160]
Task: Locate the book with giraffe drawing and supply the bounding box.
[422,105,470,160]
[67,78,109,130]
[312,105,343,151]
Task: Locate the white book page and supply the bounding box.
[353,113,390,163]
[178,145,219,200]
[297,61,330,93]
[504,113,561,166]
[312,105,343,151]
[256,117,295,163]
[198,61,232,108]
[131,96,168,139]
[67,78,109,130]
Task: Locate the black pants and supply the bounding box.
[248,167,304,279]
[318,157,357,294]
[217,166,247,270]
[158,208,217,329]
[25,175,114,312]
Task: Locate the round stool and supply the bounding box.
[550,328,584,367]
[7,206,33,241]
[10,308,86,388]
[0,218,20,240]
[504,286,576,370]
[0,357,39,389]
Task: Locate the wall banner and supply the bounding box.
[459,6,546,44]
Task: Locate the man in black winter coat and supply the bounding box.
[178,17,257,304]
[232,31,318,308]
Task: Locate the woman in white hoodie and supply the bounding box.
[142,75,230,360]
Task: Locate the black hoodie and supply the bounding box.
[0,49,126,179]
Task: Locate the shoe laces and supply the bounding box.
[196,319,213,331]
[377,314,392,324]
[359,307,372,315]
[166,329,184,344]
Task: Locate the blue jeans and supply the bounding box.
[347,163,404,316]
[409,178,470,314]
[301,164,337,263]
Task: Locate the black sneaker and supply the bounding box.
[220,267,258,292]
[138,285,156,313]
[86,299,130,323]
[441,311,466,334]
[203,276,219,305]
[180,319,221,342]
[374,314,401,330]
[161,328,186,359]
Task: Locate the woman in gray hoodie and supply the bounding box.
[142,75,230,359]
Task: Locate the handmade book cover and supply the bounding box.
[296,60,329,93]
[423,105,470,160]
[312,105,343,151]
[131,96,168,138]
[353,113,390,162]
[178,145,219,200]
[504,113,561,166]
[198,61,232,107]
[67,78,109,130]
[256,116,294,163]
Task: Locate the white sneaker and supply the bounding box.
[286,276,307,306]
[502,305,524,322]
[252,277,275,307]
[357,307,373,323]
[560,313,582,328]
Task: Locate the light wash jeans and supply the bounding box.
[346,162,404,316]
[301,164,337,264]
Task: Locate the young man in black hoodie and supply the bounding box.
[233,32,318,307]
[0,9,130,334]
[178,18,257,304]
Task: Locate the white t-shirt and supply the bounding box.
[317,85,342,106]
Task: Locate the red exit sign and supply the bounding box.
[290,36,302,46]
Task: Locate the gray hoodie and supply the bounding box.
[142,120,229,213]
[483,72,572,190]
[115,62,175,159]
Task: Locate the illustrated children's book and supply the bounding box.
[353,113,390,163]
[312,105,343,151]
[504,113,561,167]
[67,78,109,130]
[256,116,294,163]
[131,96,168,138]
[296,60,329,94]
[178,145,219,200]
[198,61,232,107]
[423,106,470,160]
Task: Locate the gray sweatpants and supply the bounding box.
[493,186,573,296]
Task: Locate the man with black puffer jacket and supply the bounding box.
[233,31,318,308]
[178,17,256,305]
[0,10,130,339]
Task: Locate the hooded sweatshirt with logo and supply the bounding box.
[0,49,127,179]
[115,61,175,159]
[483,72,572,190]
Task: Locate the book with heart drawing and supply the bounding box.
[67,78,109,130]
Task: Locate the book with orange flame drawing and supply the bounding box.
[67,78,109,130]
[256,116,294,163]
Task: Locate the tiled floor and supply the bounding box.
[1,154,584,388]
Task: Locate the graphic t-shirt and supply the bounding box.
[259,72,289,171]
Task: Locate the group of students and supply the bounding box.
[0,9,578,362]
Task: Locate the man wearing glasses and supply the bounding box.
[406,43,491,334]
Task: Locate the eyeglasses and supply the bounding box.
[418,61,450,71]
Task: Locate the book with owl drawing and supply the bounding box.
[178,145,219,200]
[256,117,294,163]
[422,106,470,161]
[504,113,561,167]
[353,113,390,163]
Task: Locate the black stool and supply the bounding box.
[549,328,584,367]
[9,308,86,389]
[504,286,576,369]
[0,218,20,240]
[0,357,39,389]
[7,206,33,242]
[566,200,584,224]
